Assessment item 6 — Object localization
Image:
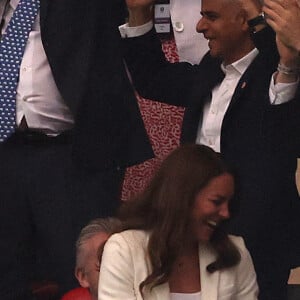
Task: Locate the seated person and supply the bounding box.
[98,144,259,299]
[74,218,121,300]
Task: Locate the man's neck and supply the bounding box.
[223,39,255,65]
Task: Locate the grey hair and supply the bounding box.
[75,217,121,267]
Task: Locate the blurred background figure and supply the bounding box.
[74,218,121,300]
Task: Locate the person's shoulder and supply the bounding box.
[228,235,248,251]
[228,234,245,245]
[108,229,149,248]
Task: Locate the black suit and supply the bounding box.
[40,0,152,169]
[0,1,153,299]
[124,27,300,300]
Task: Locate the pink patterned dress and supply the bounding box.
[121,38,185,200]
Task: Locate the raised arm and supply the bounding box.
[263,0,300,53]
[262,0,300,83]
[121,0,212,107]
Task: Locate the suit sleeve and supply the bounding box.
[123,28,219,107]
[98,234,136,300]
[234,237,259,299]
[252,26,278,62]
[251,27,300,158]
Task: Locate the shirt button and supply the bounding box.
[173,21,184,32]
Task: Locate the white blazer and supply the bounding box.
[98,230,258,300]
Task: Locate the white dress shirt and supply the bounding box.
[196,49,257,152]
[0,0,74,134]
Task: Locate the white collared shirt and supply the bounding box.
[0,0,74,134]
[196,49,259,152]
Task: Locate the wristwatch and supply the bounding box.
[247,13,266,31]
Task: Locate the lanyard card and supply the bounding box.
[154,2,171,36]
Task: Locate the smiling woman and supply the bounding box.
[98,144,259,300]
[190,173,234,243]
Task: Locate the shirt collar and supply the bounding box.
[221,48,259,76]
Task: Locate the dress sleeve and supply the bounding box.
[98,233,137,300]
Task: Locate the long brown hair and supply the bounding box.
[118,144,241,292]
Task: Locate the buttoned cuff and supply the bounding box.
[269,73,299,104]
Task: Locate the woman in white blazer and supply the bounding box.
[98,145,258,300]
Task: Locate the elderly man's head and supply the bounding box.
[75,218,121,300]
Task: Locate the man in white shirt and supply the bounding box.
[121,0,300,299]
[0,0,153,299]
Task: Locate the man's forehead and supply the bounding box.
[201,0,240,14]
[201,0,235,8]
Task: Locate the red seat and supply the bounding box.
[61,287,91,300]
[30,280,59,300]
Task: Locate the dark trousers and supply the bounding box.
[0,132,124,299]
[244,228,294,300]
[254,255,290,300]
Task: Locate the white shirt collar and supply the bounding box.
[221,48,259,76]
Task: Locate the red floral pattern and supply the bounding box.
[121,38,185,200]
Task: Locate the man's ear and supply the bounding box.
[239,9,250,32]
[75,267,90,288]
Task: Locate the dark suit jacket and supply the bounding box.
[123,27,300,266]
[39,0,153,170]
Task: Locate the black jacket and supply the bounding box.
[40,0,153,170]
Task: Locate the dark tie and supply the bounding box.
[0,0,40,142]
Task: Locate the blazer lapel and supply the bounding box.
[199,243,220,300]
[224,52,265,117]
[39,0,49,29]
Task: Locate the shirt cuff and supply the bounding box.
[269,73,299,105]
[119,21,153,38]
